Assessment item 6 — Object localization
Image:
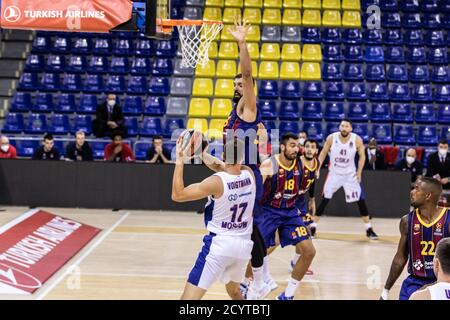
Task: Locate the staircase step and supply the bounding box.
[0,42,30,59]
[0,60,23,78]
[0,79,17,96]
[2,30,34,42]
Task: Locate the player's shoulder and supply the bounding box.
[409,288,431,300]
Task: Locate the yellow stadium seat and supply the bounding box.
[303,0,321,9]
[244,0,263,8]
[207,119,227,139]
[221,25,235,41]
[258,61,279,79]
[237,60,258,78]
[302,9,322,26]
[243,8,262,24]
[262,8,282,25]
[189,98,211,117]
[225,0,243,7]
[218,42,239,59]
[342,11,361,28]
[187,118,209,134]
[281,43,301,61]
[211,99,233,118]
[216,60,237,78]
[206,0,224,6]
[300,62,321,81]
[195,60,216,78]
[192,78,214,97]
[208,41,218,59]
[246,42,260,59]
[201,27,221,42]
[322,10,341,27]
[323,0,341,9]
[260,43,280,60]
[223,8,242,24]
[302,44,322,62]
[283,0,302,9]
[203,7,222,21]
[246,25,261,41]
[215,79,235,98]
[264,0,282,8]
[280,62,300,80]
[342,0,361,10]
[282,9,302,26]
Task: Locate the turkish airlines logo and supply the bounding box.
[0,263,41,289]
[3,5,21,23]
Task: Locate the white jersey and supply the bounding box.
[328,132,358,175]
[204,169,255,238]
[427,282,450,300]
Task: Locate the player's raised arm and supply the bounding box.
[381,215,409,300]
[259,157,273,183]
[356,136,366,183]
[318,135,333,170]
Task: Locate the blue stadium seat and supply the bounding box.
[67,55,87,73]
[91,140,109,159]
[438,105,450,124]
[302,82,323,100]
[25,114,48,134]
[421,0,440,12]
[124,117,139,137]
[409,65,430,83]
[364,29,382,45]
[40,72,60,92]
[52,36,71,53]
[280,81,301,99]
[325,122,340,137]
[431,65,450,83]
[353,123,369,143]
[127,75,148,95]
[371,123,393,144]
[441,127,450,143]
[324,102,345,121]
[280,121,300,135]
[346,82,367,101]
[324,82,345,100]
[87,56,109,73]
[32,35,50,53]
[412,84,433,102]
[365,64,386,81]
[383,29,403,45]
[425,30,445,46]
[348,102,369,122]
[387,64,408,82]
[46,54,66,72]
[389,83,411,102]
[393,124,416,145]
[423,147,437,167]
[123,96,143,115]
[385,46,405,63]
[301,28,321,44]
[18,72,38,91]
[16,139,40,158]
[144,96,166,116]
[392,103,413,123]
[55,93,76,113]
[445,14,450,29]
[401,0,420,12]
[364,46,385,63]
[156,40,177,57]
[323,45,343,62]
[435,84,450,102]
[140,117,163,137]
[164,118,185,138]
[131,57,152,74]
[342,29,363,44]
[61,73,82,92]
[72,36,92,54]
[415,104,437,124]
[279,101,300,120]
[382,13,401,28]
[48,114,70,135]
[2,113,24,133]
[105,75,126,94]
[261,120,277,132]
[83,74,104,93]
[404,30,424,46]
[343,45,363,62]
[113,39,134,56]
[428,47,448,65]
[322,63,342,81]
[10,92,32,112]
[134,141,151,161]
[152,58,173,76]
[302,122,323,141]
[371,103,391,122]
[407,47,427,64]
[402,13,422,29]
[92,38,112,55]
[32,93,54,113]
[343,63,363,81]
[417,126,438,146]
[148,77,170,95]
[302,101,323,120]
[78,94,98,114]
[258,80,279,99]
[444,0,450,12]
[72,115,92,135]
[380,0,398,11]
[368,83,389,102]
[109,57,130,74]
[322,28,341,44]
[135,38,155,57]
[259,100,278,119]
[25,54,45,72]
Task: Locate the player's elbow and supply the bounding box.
[171,191,183,202]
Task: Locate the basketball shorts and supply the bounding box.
[296,198,314,226]
[399,275,435,300]
[323,171,364,203]
[256,206,310,248]
[188,233,253,290]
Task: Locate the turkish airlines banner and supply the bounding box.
[0,0,133,33]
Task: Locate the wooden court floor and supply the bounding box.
[0,206,408,300]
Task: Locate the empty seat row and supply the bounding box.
[202,0,361,9]
[362,0,450,13]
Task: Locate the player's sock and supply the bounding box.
[292,253,300,265]
[285,277,300,297]
[364,222,372,230]
[251,266,264,291]
[310,222,317,228]
[262,256,270,282]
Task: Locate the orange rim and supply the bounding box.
[157,18,223,27]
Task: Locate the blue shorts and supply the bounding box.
[248,164,263,218]
[256,205,310,248]
[296,198,314,226]
[399,275,435,300]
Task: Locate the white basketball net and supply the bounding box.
[177,22,223,68]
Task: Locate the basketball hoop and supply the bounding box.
[158,19,223,68]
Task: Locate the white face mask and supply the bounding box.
[369,148,376,155]
[107,100,115,107]
[1,145,9,153]
[299,138,306,146]
[439,148,448,156]
[406,156,415,164]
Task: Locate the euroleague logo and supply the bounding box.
[3,5,21,23]
[0,263,42,289]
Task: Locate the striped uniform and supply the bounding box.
[296,157,320,226]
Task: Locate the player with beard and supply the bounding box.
[313,119,379,240]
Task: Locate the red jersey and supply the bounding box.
[104,143,134,162]
[0,145,17,159]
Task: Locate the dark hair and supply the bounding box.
[234,73,256,85]
[436,238,450,275]
[419,177,443,199]
[111,133,123,140]
[438,139,449,146]
[153,135,163,142]
[223,138,245,165]
[304,139,319,149]
[340,119,353,126]
[281,132,299,146]
[43,133,54,141]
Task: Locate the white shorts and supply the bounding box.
[188,234,253,290]
[323,171,362,203]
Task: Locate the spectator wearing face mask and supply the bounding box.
[92,93,127,138]
[395,148,423,183]
[0,135,17,159]
[364,138,387,170]
[298,131,307,155]
[426,140,450,189]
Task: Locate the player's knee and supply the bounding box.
[226,284,242,300]
[297,242,316,260]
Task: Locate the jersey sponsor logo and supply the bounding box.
[425,261,434,270]
[435,222,443,235]
[228,194,238,202]
[413,231,421,236]
[294,169,300,176]
[349,142,354,148]
[274,192,282,200]
[414,224,420,232]
[413,259,424,271]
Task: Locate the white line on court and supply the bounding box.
[158,289,228,297]
[35,211,131,300]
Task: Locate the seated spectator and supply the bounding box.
[145,135,172,164]
[426,139,450,189]
[65,131,93,161]
[92,93,127,138]
[364,138,387,170]
[104,133,134,163]
[0,135,17,159]
[32,133,61,160]
[395,148,423,183]
[298,131,307,155]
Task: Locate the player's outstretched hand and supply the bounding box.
[175,130,192,164]
[227,16,250,43]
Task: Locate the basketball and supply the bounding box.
[180,129,208,158]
